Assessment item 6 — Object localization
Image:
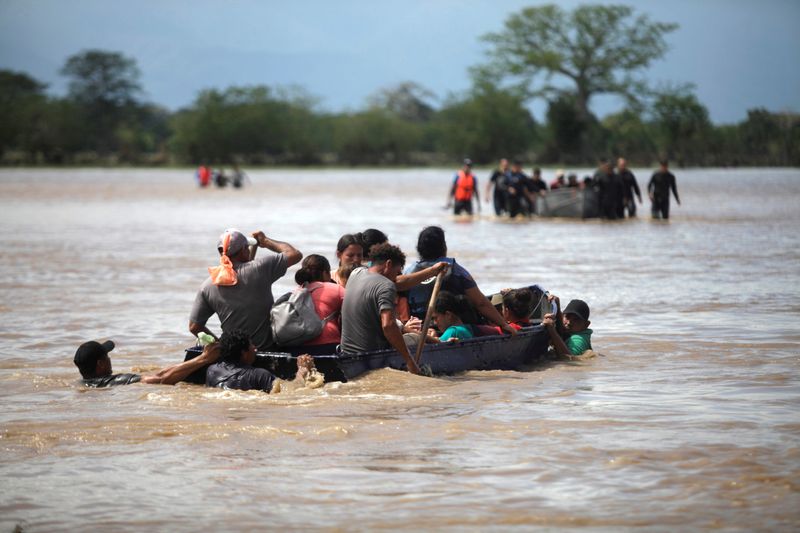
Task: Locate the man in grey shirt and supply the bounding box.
[189,229,302,351]
[340,242,421,374]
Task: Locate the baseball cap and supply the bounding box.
[563,299,590,321]
[217,229,257,256]
[463,158,473,167]
[74,340,114,369]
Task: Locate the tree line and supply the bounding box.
[1,4,798,167]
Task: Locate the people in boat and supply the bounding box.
[293,254,345,354]
[505,160,529,218]
[331,233,364,287]
[427,290,475,343]
[340,243,422,374]
[189,229,302,351]
[205,329,282,392]
[485,158,510,216]
[549,169,566,190]
[405,226,516,335]
[74,339,221,388]
[567,173,580,188]
[196,165,211,188]
[231,164,249,188]
[616,157,642,217]
[447,158,480,216]
[593,158,623,220]
[648,159,681,220]
[356,228,388,259]
[543,295,593,357]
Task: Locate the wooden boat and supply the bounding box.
[183,285,555,383]
[535,187,599,218]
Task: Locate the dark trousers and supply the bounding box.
[651,197,670,219]
[454,200,473,215]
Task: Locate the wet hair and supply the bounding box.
[336,234,363,255]
[503,288,533,321]
[416,226,447,261]
[219,329,251,364]
[295,254,331,285]
[357,228,388,259]
[369,242,405,267]
[434,290,465,316]
[659,159,669,167]
[336,262,359,287]
[532,167,541,175]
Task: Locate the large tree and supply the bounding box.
[482,4,677,121]
[60,50,143,154]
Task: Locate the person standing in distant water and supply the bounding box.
[505,160,528,218]
[526,167,548,215]
[231,164,250,188]
[196,165,211,187]
[447,158,480,216]
[594,158,622,220]
[648,160,681,219]
[485,158,510,216]
[616,157,642,217]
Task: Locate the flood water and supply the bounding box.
[1,167,798,531]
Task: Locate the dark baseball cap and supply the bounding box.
[563,299,590,321]
[463,158,473,166]
[74,340,114,369]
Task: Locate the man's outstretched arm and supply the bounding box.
[141,343,221,385]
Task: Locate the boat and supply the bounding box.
[183,285,555,383]
[535,187,599,218]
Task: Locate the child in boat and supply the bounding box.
[542,294,593,357]
[427,291,474,343]
[502,288,533,330]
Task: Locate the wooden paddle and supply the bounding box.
[414,270,446,365]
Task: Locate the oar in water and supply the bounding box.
[414,270,446,365]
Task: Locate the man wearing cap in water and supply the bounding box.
[189,229,302,351]
[73,339,221,387]
[542,294,593,357]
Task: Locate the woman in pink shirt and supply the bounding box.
[295,254,345,353]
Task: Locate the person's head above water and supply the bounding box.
[219,329,256,366]
[74,340,115,379]
[416,226,447,261]
[562,299,591,333]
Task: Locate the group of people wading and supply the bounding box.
[73,226,593,392]
[195,164,249,189]
[449,157,681,220]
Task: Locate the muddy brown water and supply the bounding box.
[1,168,798,531]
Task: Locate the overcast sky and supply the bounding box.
[1,0,798,123]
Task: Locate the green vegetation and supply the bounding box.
[1,5,798,167]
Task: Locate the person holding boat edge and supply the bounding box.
[543,295,593,357]
[340,243,422,374]
[74,339,221,387]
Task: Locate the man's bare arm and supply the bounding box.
[395,262,448,292]
[141,343,221,385]
[251,231,302,266]
[381,309,421,374]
